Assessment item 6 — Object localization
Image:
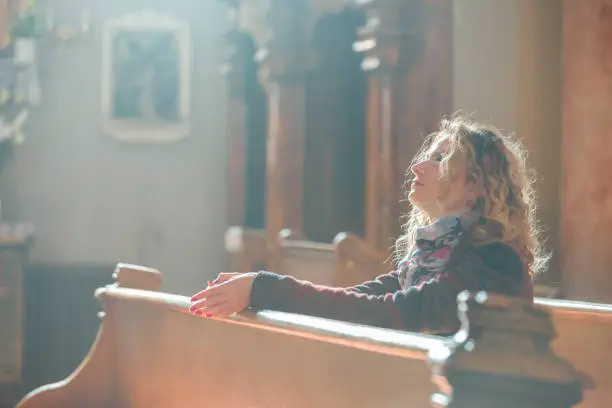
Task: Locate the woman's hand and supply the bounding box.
[209,272,241,287]
[190,272,257,318]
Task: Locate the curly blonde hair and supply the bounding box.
[397,113,548,277]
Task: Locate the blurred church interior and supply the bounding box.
[1,0,611,407]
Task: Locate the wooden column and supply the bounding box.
[561,0,612,303]
[258,0,310,270]
[222,20,250,227]
[356,0,422,252]
[356,0,453,253]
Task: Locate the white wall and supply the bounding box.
[0,0,230,293]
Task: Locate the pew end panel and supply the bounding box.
[16,258,587,408]
[333,231,394,286]
[430,292,584,408]
[16,263,162,408]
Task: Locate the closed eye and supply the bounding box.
[429,151,444,162]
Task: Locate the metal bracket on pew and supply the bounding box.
[429,291,585,408]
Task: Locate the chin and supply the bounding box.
[407,192,430,214]
[407,191,422,208]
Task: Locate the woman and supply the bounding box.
[190,114,547,334]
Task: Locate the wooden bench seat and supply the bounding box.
[16,265,583,408]
[539,298,612,407]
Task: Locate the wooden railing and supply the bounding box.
[16,264,585,408]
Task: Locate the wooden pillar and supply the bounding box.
[222,21,250,227]
[356,0,418,252]
[258,0,310,270]
[356,0,453,253]
[429,291,583,408]
[560,0,612,303]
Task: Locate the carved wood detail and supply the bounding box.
[429,292,585,408]
[356,0,453,253]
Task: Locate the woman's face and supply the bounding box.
[408,137,476,220]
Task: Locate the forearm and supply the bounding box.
[249,272,407,329]
[248,243,529,333]
[344,271,402,295]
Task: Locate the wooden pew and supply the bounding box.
[332,232,394,286]
[16,265,583,408]
[228,228,562,297]
[333,234,612,408]
[225,227,390,286]
[233,231,612,407]
[276,229,389,286]
[224,227,340,283]
[271,231,612,408]
[538,299,612,408]
[276,229,337,284]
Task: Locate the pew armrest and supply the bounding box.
[105,283,446,360]
[112,262,162,291]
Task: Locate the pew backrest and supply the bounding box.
[536,298,612,407]
[277,229,338,284]
[16,265,590,408]
[333,232,394,286]
[18,276,442,407]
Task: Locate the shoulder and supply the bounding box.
[472,241,526,279]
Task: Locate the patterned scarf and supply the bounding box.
[398,211,480,289]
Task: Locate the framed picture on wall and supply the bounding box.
[101,9,192,143]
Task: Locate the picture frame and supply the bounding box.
[101,9,192,143]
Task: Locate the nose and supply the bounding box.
[411,160,427,176]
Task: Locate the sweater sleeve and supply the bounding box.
[249,242,528,333]
[344,270,402,295]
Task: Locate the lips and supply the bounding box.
[413,179,424,187]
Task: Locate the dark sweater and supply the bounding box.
[248,241,533,334]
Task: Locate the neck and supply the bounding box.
[425,209,467,224]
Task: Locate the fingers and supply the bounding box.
[211,272,240,286]
[190,290,226,310]
[200,273,243,293]
[190,272,251,318]
[190,293,235,318]
[191,280,229,302]
[198,302,233,318]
